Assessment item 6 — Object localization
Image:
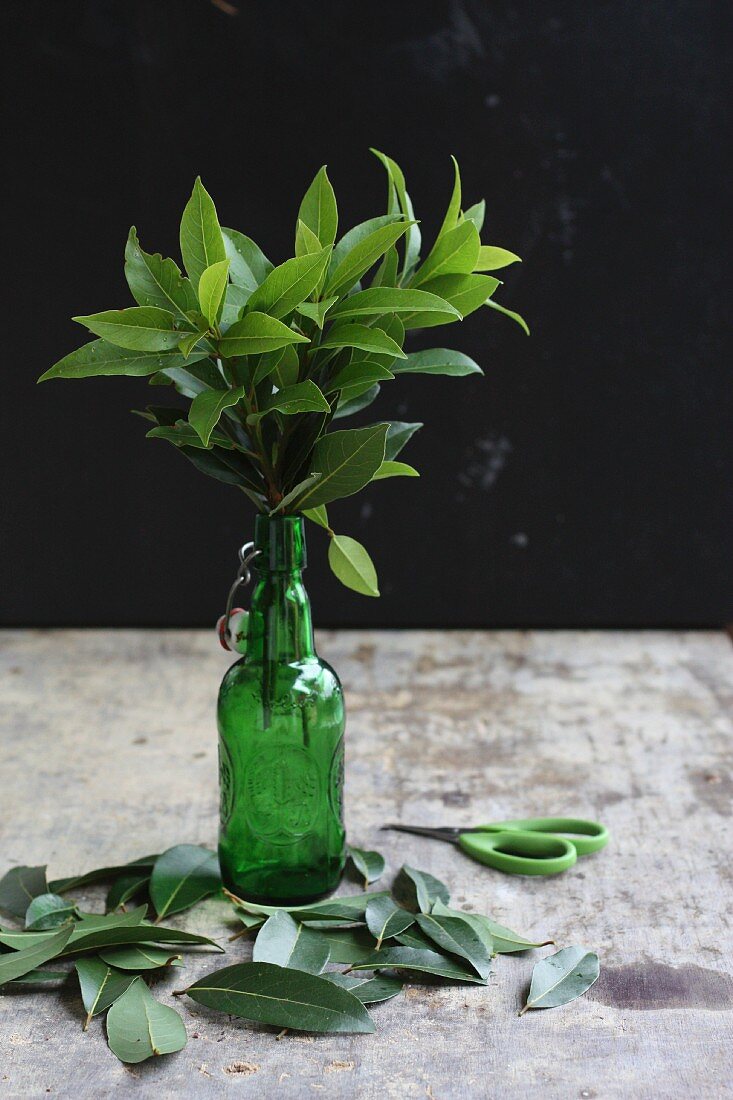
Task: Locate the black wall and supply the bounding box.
[3,1,729,627]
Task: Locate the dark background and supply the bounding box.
[2,1,729,627]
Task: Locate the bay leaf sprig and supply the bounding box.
[40,153,528,596]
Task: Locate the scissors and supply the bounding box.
[383,817,609,876]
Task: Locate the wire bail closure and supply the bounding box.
[223,542,261,644]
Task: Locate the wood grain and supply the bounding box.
[1,629,732,1097]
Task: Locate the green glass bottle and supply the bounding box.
[217,514,346,903]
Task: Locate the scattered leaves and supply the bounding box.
[1,844,596,1067]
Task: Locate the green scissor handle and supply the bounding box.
[487,817,609,857]
[458,829,577,875]
[458,817,609,876]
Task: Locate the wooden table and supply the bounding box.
[2,630,732,1098]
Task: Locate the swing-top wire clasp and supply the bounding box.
[223,542,261,643]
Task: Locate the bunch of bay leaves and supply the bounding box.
[0,843,599,1065]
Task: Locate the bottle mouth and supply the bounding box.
[254,514,307,571]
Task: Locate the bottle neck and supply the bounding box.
[245,515,315,663]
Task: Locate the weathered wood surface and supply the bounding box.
[1,629,732,1098]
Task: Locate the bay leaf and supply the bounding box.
[301,894,389,920]
[349,946,486,984]
[149,845,221,920]
[393,865,450,913]
[328,537,380,598]
[179,176,226,289]
[299,920,364,930]
[198,258,230,327]
[245,249,331,320]
[6,968,67,986]
[430,899,494,956]
[76,905,148,929]
[72,307,182,353]
[296,296,338,328]
[462,200,486,232]
[124,227,198,320]
[0,928,63,951]
[327,287,460,327]
[474,245,521,271]
[298,424,389,509]
[324,972,403,1004]
[394,926,437,951]
[485,296,530,335]
[0,865,48,918]
[106,977,187,1062]
[311,927,376,965]
[371,460,419,481]
[0,924,73,986]
[365,896,414,949]
[391,348,482,377]
[324,220,412,297]
[61,923,221,956]
[75,956,137,1029]
[222,227,273,291]
[329,214,403,272]
[520,946,600,1014]
[189,387,245,447]
[3,909,208,956]
[226,888,386,923]
[229,912,265,941]
[49,854,159,894]
[217,310,309,357]
[106,875,150,913]
[40,343,209,382]
[184,961,375,1034]
[415,913,492,979]
[252,912,330,974]
[319,321,405,358]
[383,421,422,461]
[412,220,480,286]
[99,946,183,971]
[25,893,78,931]
[333,383,381,419]
[347,845,386,887]
[468,912,553,955]
[297,166,338,249]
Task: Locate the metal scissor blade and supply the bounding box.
[382,823,462,844]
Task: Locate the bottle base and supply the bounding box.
[225,885,339,907]
[220,859,344,908]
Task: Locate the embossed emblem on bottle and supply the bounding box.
[218,739,235,827]
[328,737,345,823]
[245,744,320,843]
